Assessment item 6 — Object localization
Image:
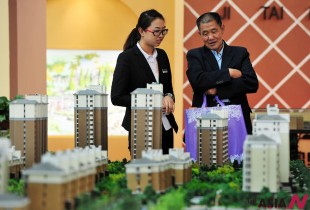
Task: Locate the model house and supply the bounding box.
[22,146,107,210]
[125,149,192,194]
[0,138,30,210]
[130,84,163,159]
[196,109,229,166]
[253,104,290,183]
[74,85,108,150]
[9,94,48,168]
[242,134,280,193]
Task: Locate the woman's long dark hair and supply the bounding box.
[123,9,165,51]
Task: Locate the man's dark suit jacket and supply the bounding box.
[186,42,258,134]
[111,45,178,133]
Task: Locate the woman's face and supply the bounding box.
[140,18,167,48]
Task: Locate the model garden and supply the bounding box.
[7,159,310,210]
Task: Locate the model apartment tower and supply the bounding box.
[0,138,30,210]
[196,109,228,166]
[253,104,290,183]
[9,94,48,168]
[23,146,107,210]
[125,149,192,194]
[242,134,280,193]
[130,83,163,159]
[74,85,108,150]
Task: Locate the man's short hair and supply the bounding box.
[196,12,222,30]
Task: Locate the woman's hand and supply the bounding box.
[162,96,175,115]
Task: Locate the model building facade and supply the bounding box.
[253,104,290,183]
[9,94,48,168]
[130,86,163,159]
[125,149,192,194]
[74,85,108,150]
[196,110,228,166]
[23,146,107,210]
[0,138,30,210]
[242,134,280,193]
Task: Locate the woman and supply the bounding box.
[111,9,178,155]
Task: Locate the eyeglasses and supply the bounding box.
[145,29,169,36]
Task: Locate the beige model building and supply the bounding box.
[242,134,280,193]
[22,146,107,210]
[125,149,192,194]
[130,85,163,159]
[169,148,192,185]
[74,85,108,150]
[0,138,30,210]
[253,104,290,183]
[9,94,48,168]
[196,110,229,166]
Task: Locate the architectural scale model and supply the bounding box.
[253,104,290,183]
[196,109,229,166]
[0,138,30,210]
[130,83,163,159]
[22,146,108,210]
[242,134,280,193]
[74,85,108,150]
[9,94,48,168]
[243,104,290,193]
[125,148,192,194]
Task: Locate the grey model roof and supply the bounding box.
[247,134,277,143]
[23,162,65,175]
[131,88,162,95]
[256,114,287,121]
[197,113,222,119]
[10,99,38,104]
[0,193,30,207]
[74,89,107,95]
[125,157,168,167]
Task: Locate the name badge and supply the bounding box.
[162,69,168,73]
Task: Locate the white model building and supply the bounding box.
[130,84,163,159]
[196,109,229,166]
[9,94,48,168]
[0,138,30,210]
[74,85,108,150]
[22,146,107,210]
[242,134,280,193]
[253,104,290,183]
[125,149,192,194]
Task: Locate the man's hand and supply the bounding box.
[205,88,217,95]
[162,96,175,115]
[229,68,242,78]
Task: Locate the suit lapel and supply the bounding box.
[133,46,157,82]
[202,46,220,71]
[221,42,233,69]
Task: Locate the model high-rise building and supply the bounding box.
[0,138,30,210]
[196,109,228,166]
[74,85,108,150]
[125,149,192,194]
[253,104,290,183]
[130,85,163,159]
[9,94,48,168]
[242,134,280,193]
[23,146,107,210]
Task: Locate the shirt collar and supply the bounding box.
[137,42,158,60]
[211,41,224,57]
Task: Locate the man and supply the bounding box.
[186,12,258,134]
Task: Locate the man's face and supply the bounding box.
[199,20,224,53]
